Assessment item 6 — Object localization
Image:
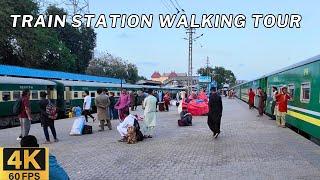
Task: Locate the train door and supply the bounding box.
[260,77,268,92]
[65,87,72,104]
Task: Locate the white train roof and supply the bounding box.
[0,76,56,85]
[54,80,120,88]
[263,54,320,78]
[232,54,320,88]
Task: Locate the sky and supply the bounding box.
[62,1,320,80]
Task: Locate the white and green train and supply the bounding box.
[0,76,184,128]
[233,54,320,141]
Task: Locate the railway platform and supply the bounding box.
[1,97,320,179]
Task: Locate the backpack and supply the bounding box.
[46,100,58,120]
[12,98,22,115]
[133,119,144,141]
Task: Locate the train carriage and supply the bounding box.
[0,76,57,127]
[0,70,186,128]
[234,55,320,140]
[54,80,122,117]
[265,55,320,139]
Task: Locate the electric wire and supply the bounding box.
[168,0,180,14]
[160,0,174,12]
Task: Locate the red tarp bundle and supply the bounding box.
[187,99,209,116]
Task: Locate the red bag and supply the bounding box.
[187,100,209,116]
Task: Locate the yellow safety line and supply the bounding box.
[287,110,320,127]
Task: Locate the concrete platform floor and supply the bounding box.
[1,98,320,180]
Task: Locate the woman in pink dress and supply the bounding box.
[115,89,131,121]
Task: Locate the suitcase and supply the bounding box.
[82,125,92,134]
[158,102,165,112]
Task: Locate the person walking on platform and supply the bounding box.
[39,92,58,143]
[109,92,116,120]
[83,90,95,122]
[130,90,136,111]
[17,89,32,140]
[248,88,255,109]
[115,88,131,121]
[275,86,291,128]
[153,91,159,110]
[134,92,139,110]
[142,89,157,138]
[158,91,163,102]
[163,92,171,111]
[208,87,223,139]
[270,86,278,120]
[95,89,111,131]
[257,87,266,117]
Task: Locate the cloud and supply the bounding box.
[136,61,160,67]
[117,33,131,39]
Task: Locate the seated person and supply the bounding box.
[20,135,69,180]
[117,111,136,142]
[180,106,192,126]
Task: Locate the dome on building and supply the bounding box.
[168,71,178,78]
[151,71,161,78]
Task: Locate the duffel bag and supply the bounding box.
[82,125,93,134]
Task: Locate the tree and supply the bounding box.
[197,66,236,89]
[0,1,75,71]
[0,0,39,65]
[45,6,96,73]
[86,53,141,84]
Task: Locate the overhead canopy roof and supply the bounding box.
[0,65,123,84]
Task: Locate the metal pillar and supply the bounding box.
[185,28,203,95]
[186,28,194,95]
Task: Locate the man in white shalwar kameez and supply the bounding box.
[117,111,135,142]
[142,89,157,138]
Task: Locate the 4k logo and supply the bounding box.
[3,149,45,170]
[0,148,49,180]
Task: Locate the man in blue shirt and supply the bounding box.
[20,135,69,180]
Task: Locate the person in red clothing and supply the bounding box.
[275,86,291,128]
[17,89,32,140]
[248,88,255,109]
[163,92,171,111]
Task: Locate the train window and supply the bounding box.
[13,91,21,100]
[74,92,79,98]
[288,84,295,100]
[2,92,11,101]
[91,92,96,97]
[300,82,310,103]
[117,92,120,96]
[31,91,39,100]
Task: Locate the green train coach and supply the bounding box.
[0,76,57,127]
[233,55,320,140]
[0,76,184,128]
